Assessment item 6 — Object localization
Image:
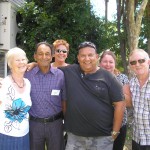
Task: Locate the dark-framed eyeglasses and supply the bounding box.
[129,59,146,65]
[78,41,96,50]
[55,49,68,53]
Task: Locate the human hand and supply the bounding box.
[111,134,118,141]
[111,131,120,140]
[26,62,37,71]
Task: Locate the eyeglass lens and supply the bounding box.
[55,49,67,53]
[130,59,146,65]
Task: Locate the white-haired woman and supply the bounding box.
[0,47,32,150]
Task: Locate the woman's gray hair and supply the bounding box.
[6,47,28,68]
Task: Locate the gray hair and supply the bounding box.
[6,47,28,68]
[129,49,149,60]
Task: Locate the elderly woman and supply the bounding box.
[0,47,32,150]
[99,50,131,150]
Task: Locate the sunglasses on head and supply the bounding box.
[55,49,68,53]
[78,41,96,50]
[129,59,146,65]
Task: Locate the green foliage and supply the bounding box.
[16,0,149,73]
[134,0,149,52]
[139,16,150,51]
[17,0,119,63]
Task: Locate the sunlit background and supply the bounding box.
[91,0,117,20]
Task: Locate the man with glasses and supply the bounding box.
[60,41,125,150]
[129,49,150,150]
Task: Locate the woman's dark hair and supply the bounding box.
[99,50,120,75]
[99,50,116,63]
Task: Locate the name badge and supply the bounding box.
[51,90,60,96]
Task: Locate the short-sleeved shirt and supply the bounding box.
[60,64,124,137]
[130,74,150,145]
[25,66,66,118]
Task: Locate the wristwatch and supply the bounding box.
[111,131,120,136]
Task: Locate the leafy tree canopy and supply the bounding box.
[18,0,118,63]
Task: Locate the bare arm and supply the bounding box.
[62,100,66,115]
[123,84,132,107]
[112,100,125,139]
[26,62,37,71]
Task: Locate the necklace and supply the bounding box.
[11,75,24,88]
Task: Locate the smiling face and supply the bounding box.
[129,50,150,77]
[54,44,68,63]
[34,44,52,68]
[11,54,28,74]
[77,47,99,74]
[99,54,116,73]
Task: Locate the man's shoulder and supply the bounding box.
[98,68,114,78]
[52,67,64,76]
[59,64,78,71]
[25,67,37,77]
[25,69,34,75]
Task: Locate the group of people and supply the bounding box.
[0,40,149,150]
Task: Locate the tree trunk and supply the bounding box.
[145,0,150,54]
[105,0,108,22]
[116,0,128,73]
[127,0,148,51]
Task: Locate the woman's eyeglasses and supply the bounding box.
[129,59,146,65]
[55,49,68,53]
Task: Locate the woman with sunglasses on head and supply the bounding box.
[0,47,32,150]
[99,50,131,150]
